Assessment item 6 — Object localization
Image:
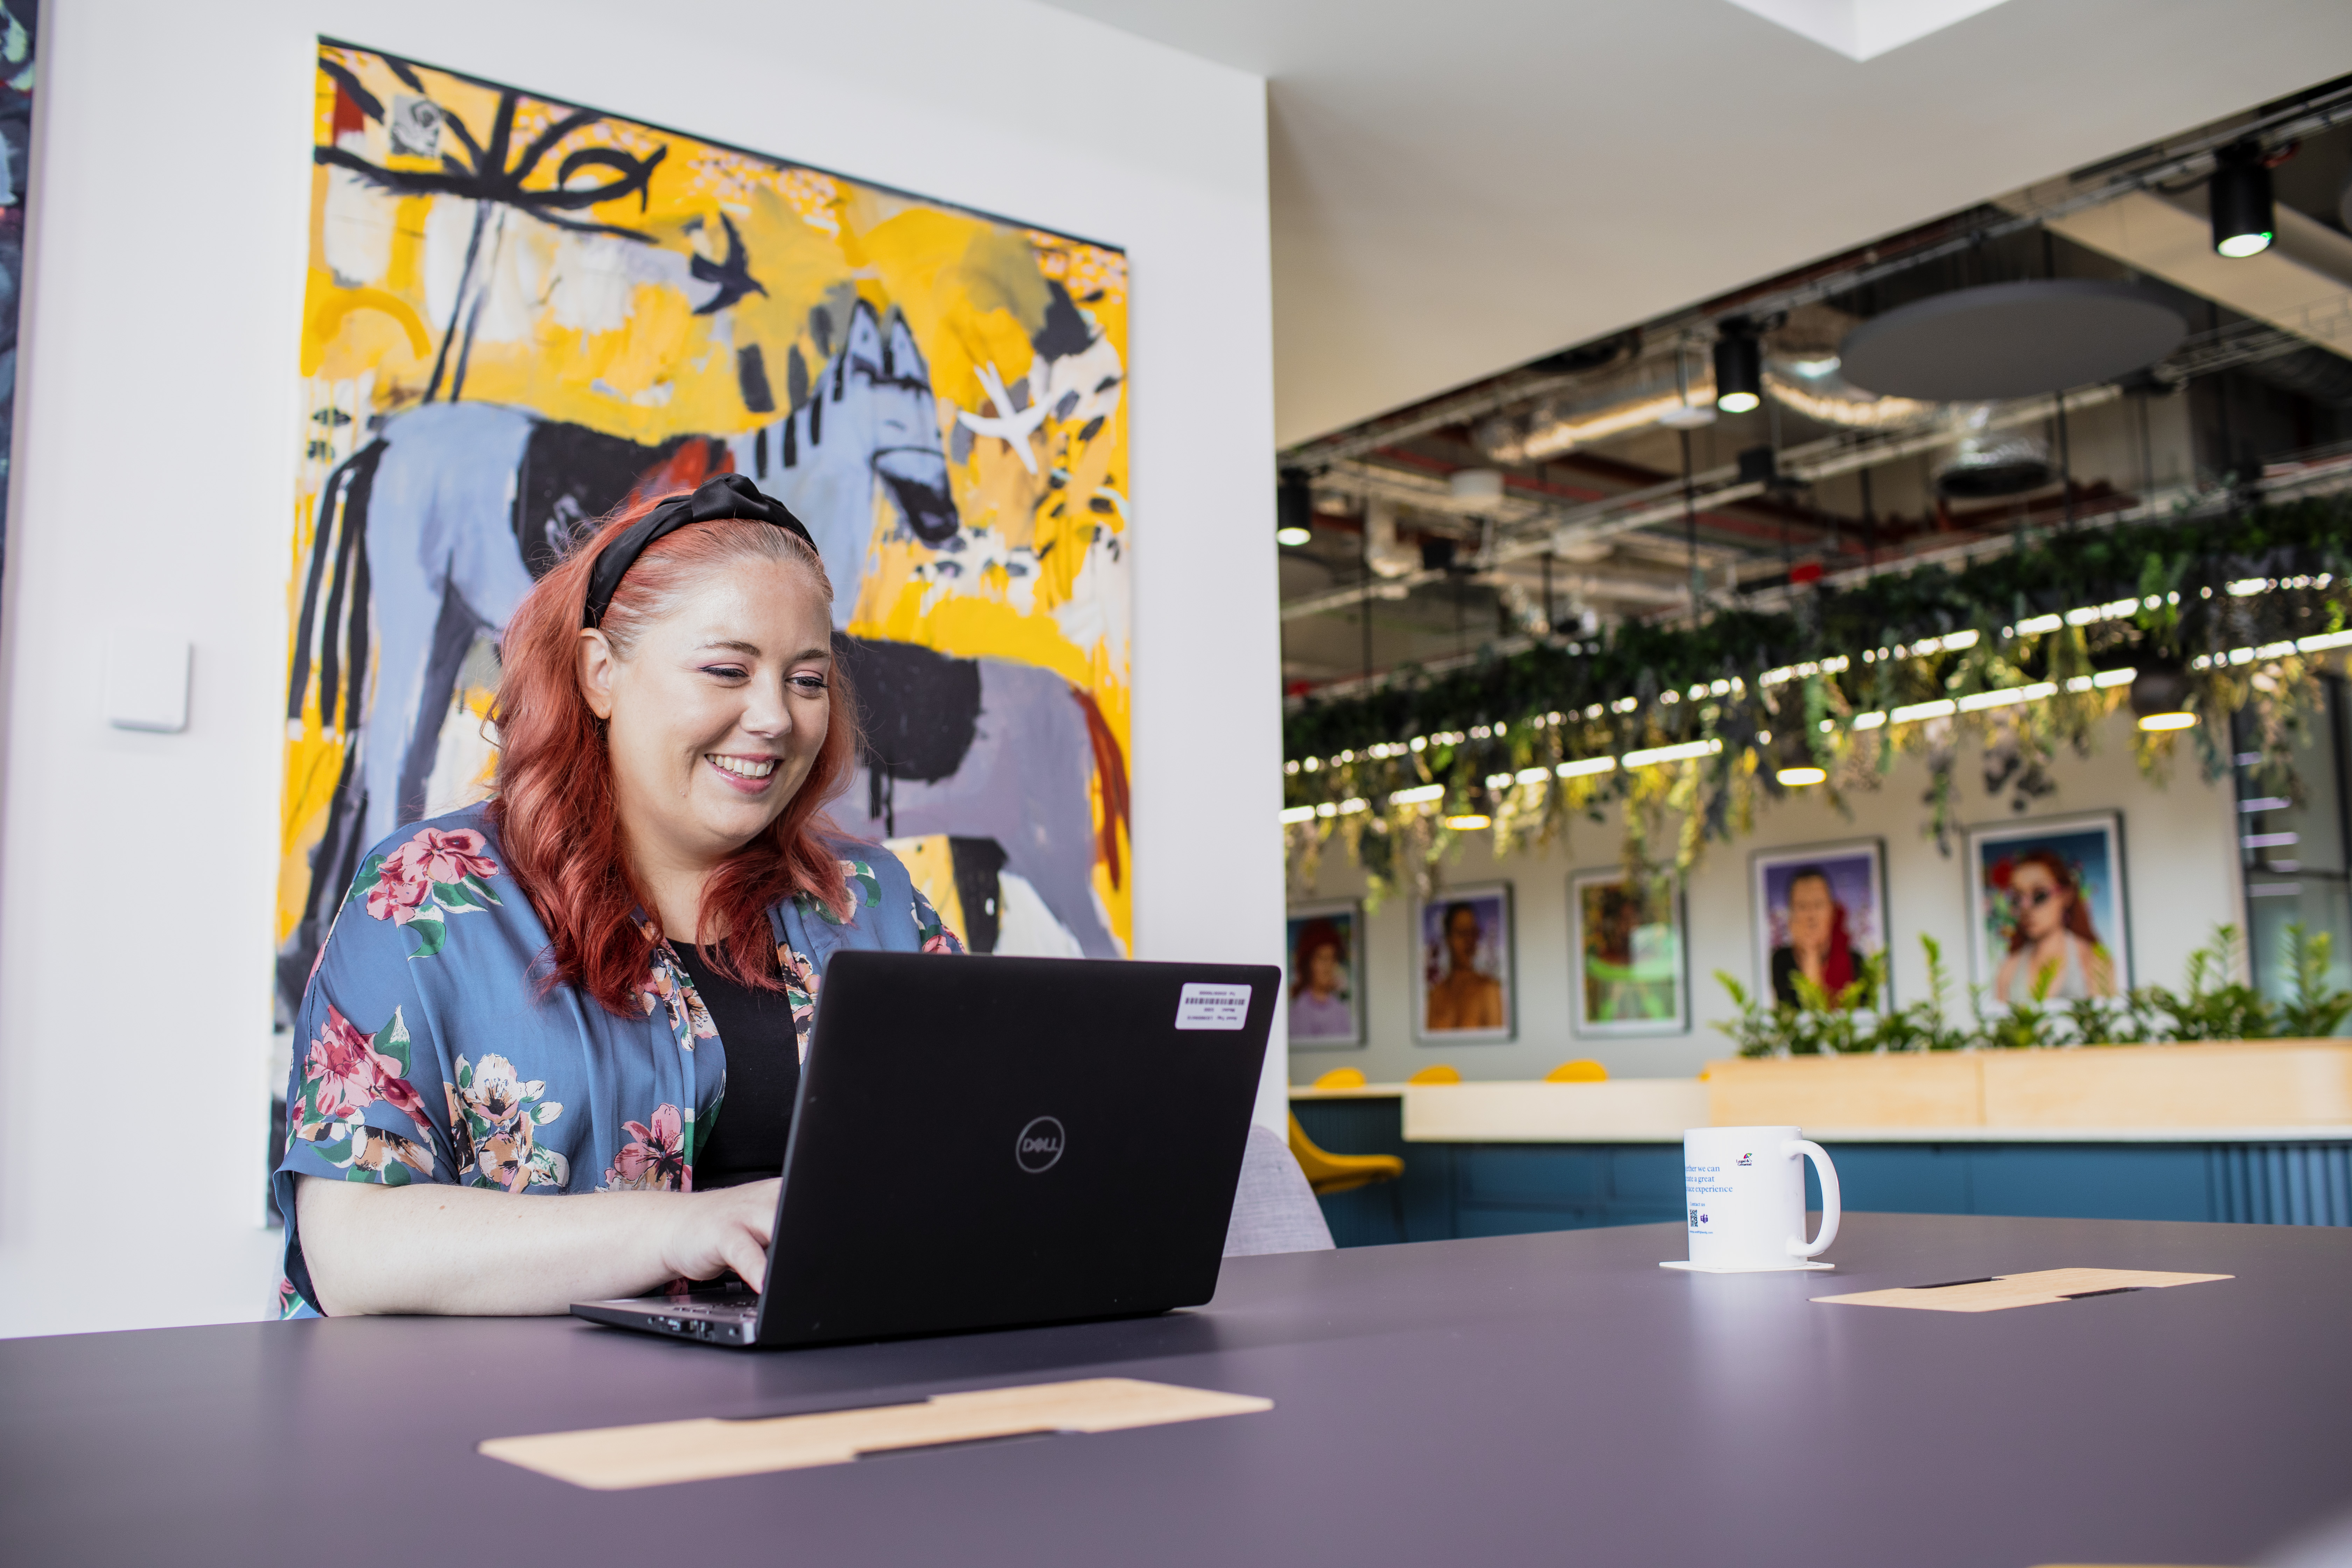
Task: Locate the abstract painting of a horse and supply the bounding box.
[282,44,1133,1022]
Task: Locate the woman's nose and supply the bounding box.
[741,681,791,737]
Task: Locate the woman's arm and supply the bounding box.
[295,1176,779,1316]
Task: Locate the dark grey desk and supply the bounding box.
[6,1213,2349,1567]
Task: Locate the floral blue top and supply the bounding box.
[270,802,963,1317]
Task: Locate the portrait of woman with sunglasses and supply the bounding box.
[1990,847,2117,1003]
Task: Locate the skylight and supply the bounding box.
[1723,0,2016,61]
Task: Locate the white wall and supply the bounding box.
[1291,712,2242,1084]
[0,0,1277,1337]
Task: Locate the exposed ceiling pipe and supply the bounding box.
[1760,303,1944,429]
[1474,350,1702,463]
[1764,362,1943,428]
[1475,306,1944,460]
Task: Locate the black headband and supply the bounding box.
[582,474,819,628]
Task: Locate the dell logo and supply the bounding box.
[1015,1115,1065,1174]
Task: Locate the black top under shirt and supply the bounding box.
[672,943,800,1188]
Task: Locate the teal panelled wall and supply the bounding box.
[1289,1098,2352,1247]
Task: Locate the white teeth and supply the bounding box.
[710,755,778,779]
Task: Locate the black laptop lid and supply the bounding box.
[755,953,1278,1346]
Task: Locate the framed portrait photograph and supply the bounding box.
[1752,840,1889,1011]
[1570,869,1687,1036]
[1413,884,1515,1043]
[1285,900,1365,1048]
[1967,813,2131,1003]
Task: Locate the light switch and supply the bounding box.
[105,630,190,733]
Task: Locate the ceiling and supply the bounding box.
[1034,0,2352,445]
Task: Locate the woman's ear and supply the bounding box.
[577,628,619,721]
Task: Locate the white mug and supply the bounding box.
[1675,1125,1840,1272]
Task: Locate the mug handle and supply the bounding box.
[1784,1139,1841,1259]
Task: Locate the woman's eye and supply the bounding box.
[790,675,830,693]
[701,665,749,680]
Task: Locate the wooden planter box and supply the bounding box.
[1704,1053,1983,1129]
[1706,1042,2352,1131]
[1980,1041,2352,1128]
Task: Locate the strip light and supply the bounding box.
[1280,596,2352,823]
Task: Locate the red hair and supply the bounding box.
[1999,848,2101,954]
[1785,868,1856,995]
[487,495,863,1015]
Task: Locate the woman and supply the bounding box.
[1769,866,1864,1009]
[1992,848,2115,1002]
[1425,901,1503,1031]
[275,475,962,1318]
[1289,921,1354,1040]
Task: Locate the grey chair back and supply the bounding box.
[1222,1122,1336,1257]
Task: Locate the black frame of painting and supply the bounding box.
[1568,866,1688,1037]
[1284,897,1366,1049]
[1410,881,1516,1045]
[1749,838,1892,1010]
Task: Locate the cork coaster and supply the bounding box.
[479,1377,1273,1490]
[1814,1267,2232,1314]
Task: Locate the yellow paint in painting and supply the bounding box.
[883,834,964,941]
[960,422,1048,545]
[301,270,433,379]
[852,206,1042,413]
[854,579,1108,696]
[278,734,342,943]
[719,186,845,355]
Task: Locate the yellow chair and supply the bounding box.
[1313,1066,1368,1089]
[1287,1114,1404,1198]
[1407,1064,1462,1084]
[1545,1059,1609,1083]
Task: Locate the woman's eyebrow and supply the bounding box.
[694,638,762,654]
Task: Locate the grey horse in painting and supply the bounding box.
[280,298,1121,1018]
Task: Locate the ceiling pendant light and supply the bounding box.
[1276,469,1314,547]
[2210,143,2275,260]
[2129,663,2196,732]
[1714,318,1763,414]
[1773,726,1826,787]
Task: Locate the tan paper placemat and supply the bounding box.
[479,1376,1273,1490]
[1815,1267,2232,1314]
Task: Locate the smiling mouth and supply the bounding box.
[708,754,779,782]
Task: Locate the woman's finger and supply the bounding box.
[723,1227,769,1294]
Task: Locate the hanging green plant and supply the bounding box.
[1284,498,2352,901]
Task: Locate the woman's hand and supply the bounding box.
[297,1176,782,1315]
[660,1179,780,1292]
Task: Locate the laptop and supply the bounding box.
[573,951,1279,1349]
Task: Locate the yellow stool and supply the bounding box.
[1406,1064,1461,1085]
[1545,1059,1609,1083]
[1313,1066,1368,1089]
[1287,1114,1404,1197]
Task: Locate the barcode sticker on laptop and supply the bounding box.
[1175,983,1252,1030]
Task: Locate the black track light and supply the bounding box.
[1714,319,1763,414]
[1277,469,1314,547]
[2210,144,2274,260]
